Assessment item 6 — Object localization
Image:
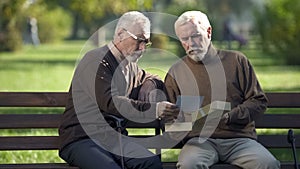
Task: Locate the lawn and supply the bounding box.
[0,40,299,163]
[1,40,300,92]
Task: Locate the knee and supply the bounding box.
[256,157,280,169]
[263,158,280,169]
[141,155,162,169]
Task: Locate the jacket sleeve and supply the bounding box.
[94,60,157,122]
[227,55,268,125]
[164,70,181,104]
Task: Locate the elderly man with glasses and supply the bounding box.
[59,11,179,169]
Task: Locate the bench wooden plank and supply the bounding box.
[258,135,300,148]
[0,114,161,129]
[1,92,300,108]
[256,114,300,128]
[1,113,299,129]
[0,114,61,129]
[0,163,78,169]
[266,93,300,108]
[1,134,299,150]
[0,136,59,150]
[0,92,67,107]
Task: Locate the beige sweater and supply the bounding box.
[164,44,267,140]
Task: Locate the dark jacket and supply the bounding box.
[59,44,158,151]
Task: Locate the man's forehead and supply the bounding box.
[177,22,206,36]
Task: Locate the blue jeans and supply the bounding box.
[59,138,162,169]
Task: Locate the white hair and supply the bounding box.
[115,11,150,38]
[174,11,211,35]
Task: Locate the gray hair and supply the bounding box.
[115,11,150,38]
[174,11,211,35]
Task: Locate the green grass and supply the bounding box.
[1,40,300,91]
[0,40,300,163]
[0,41,82,91]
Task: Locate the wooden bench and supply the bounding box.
[0,92,299,169]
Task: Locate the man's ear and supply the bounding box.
[207,27,212,39]
[117,29,125,41]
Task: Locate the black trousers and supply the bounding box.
[59,138,162,169]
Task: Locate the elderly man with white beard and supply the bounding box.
[164,11,280,169]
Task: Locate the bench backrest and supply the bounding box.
[0,92,299,151]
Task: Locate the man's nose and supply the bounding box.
[187,37,198,47]
[138,42,146,51]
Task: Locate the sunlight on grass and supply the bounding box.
[127,129,156,136]
[0,150,64,163]
[258,67,300,91]
[0,41,84,91]
[161,149,180,162]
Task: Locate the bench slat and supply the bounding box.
[0,136,59,150]
[256,114,300,128]
[1,114,299,129]
[0,92,67,107]
[1,92,300,108]
[0,114,161,129]
[1,135,299,150]
[258,135,300,148]
[0,114,61,129]
[266,93,300,108]
[0,163,78,169]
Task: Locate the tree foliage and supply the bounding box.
[0,0,26,51]
[22,1,72,43]
[44,0,154,39]
[255,0,300,65]
[0,0,155,52]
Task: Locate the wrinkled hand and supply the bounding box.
[138,80,157,102]
[157,101,180,122]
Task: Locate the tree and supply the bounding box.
[0,0,26,51]
[255,0,300,65]
[45,0,154,39]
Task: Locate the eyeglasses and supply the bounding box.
[123,28,152,47]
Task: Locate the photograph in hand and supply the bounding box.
[165,96,231,132]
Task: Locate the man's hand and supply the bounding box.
[157,101,180,122]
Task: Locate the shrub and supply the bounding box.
[151,34,169,50]
[255,0,300,65]
[0,0,25,51]
[37,7,72,43]
[21,2,72,44]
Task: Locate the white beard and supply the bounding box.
[188,53,205,62]
[187,48,207,62]
[126,50,143,63]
